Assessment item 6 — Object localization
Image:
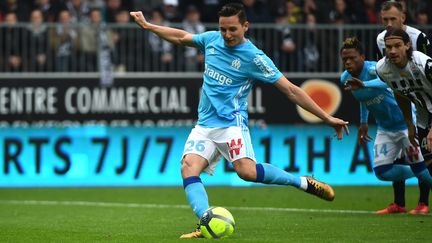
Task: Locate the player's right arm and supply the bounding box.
[340,75,371,145]
[130,11,195,47]
[394,92,417,146]
[275,76,349,139]
[358,103,372,145]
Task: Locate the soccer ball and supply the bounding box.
[199,207,235,239]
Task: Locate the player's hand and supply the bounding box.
[427,128,432,152]
[405,144,421,163]
[407,123,418,147]
[357,123,372,145]
[344,78,365,91]
[327,117,349,140]
[130,11,150,29]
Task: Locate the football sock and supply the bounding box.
[392,181,405,206]
[255,163,302,188]
[373,164,415,181]
[183,176,209,219]
[418,181,430,205]
[419,165,432,205]
[410,162,432,187]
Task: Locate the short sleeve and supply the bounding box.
[375,58,385,78]
[249,53,283,84]
[340,71,349,85]
[192,31,219,52]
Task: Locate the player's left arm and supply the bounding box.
[362,77,388,89]
[274,76,349,139]
[344,77,387,91]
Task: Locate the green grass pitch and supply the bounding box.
[1,186,431,242]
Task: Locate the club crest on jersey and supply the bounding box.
[227,138,243,159]
[208,48,216,55]
[427,60,432,69]
[426,60,432,80]
[231,58,241,70]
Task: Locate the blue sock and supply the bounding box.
[410,162,432,187]
[374,164,415,181]
[255,163,301,188]
[183,176,209,219]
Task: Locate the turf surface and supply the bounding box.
[0,186,431,242]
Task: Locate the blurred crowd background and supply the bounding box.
[0,0,431,73]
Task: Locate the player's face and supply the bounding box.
[380,6,405,30]
[340,48,364,76]
[384,37,410,67]
[219,15,248,47]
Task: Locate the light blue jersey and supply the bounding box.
[340,61,407,131]
[192,31,283,128]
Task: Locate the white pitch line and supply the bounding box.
[0,199,376,215]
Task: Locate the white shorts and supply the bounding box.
[182,125,256,175]
[373,129,424,167]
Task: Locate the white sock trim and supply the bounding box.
[299,177,308,191]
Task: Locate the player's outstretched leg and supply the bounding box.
[254,163,335,201]
[304,176,335,201]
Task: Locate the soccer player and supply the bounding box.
[130,3,349,238]
[375,0,432,215]
[376,27,432,195]
[340,37,432,206]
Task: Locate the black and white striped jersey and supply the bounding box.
[376,26,432,59]
[376,51,432,129]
